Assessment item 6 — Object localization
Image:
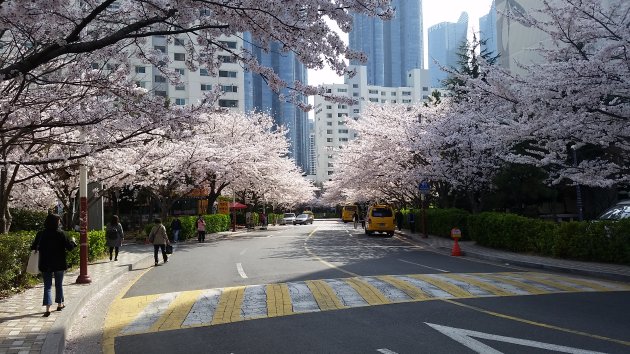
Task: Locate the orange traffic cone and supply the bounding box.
[451,238,462,256]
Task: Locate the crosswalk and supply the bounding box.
[105,272,630,338]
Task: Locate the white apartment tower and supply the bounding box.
[313,65,430,184]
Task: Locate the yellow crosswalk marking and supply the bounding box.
[212,286,245,325]
[344,278,391,305]
[410,274,472,297]
[507,272,582,292]
[525,273,625,292]
[443,274,515,296]
[306,280,346,310]
[478,273,548,295]
[266,284,294,317]
[156,290,203,331]
[377,276,430,300]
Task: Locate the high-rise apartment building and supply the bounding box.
[243,34,310,171]
[427,12,468,88]
[349,0,424,87]
[313,66,430,184]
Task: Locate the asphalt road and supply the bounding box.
[102,220,630,354]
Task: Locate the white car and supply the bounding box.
[279,213,296,225]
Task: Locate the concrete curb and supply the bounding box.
[42,251,155,354]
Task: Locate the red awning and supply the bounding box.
[229,202,248,210]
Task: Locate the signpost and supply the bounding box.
[419,181,430,238]
[218,200,229,215]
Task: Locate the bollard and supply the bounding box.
[450,227,462,257]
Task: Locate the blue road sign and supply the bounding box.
[419,181,430,194]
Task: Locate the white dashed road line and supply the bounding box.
[377,349,399,354]
[398,259,449,273]
[236,263,248,278]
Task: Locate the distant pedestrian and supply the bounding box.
[30,214,76,317]
[395,210,404,231]
[196,215,206,242]
[170,217,182,243]
[408,212,416,233]
[105,215,124,261]
[352,211,359,229]
[148,218,170,266]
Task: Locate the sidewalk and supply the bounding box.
[397,229,630,283]
[0,229,246,354]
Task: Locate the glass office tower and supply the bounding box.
[243,33,309,170]
[428,12,468,88]
[349,0,424,87]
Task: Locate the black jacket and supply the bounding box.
[31,229,74,272]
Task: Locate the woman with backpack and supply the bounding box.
[105,215,124,261]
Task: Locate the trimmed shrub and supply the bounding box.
[426,208,471,240]
[9,209,47,232]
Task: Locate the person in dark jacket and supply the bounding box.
[170,217,182,243]
[30,214,75,317]
[105,215,124,261]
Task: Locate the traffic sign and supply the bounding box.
[419,181,430,195]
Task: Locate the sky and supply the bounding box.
[307,0,494,86]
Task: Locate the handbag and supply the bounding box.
[26,251,39,275]
[165,244,173,254]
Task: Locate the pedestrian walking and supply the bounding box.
[170,217,181,243]
[352,211,359,229]
[395,210,404,231]
[105,215,124,261]
[148,218,170,266]
[408,212,416,233]
[30,214,76,317]
[196,215,206,242]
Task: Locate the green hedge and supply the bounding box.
[0,229,107,296]
[468,212,630,264]
[426,208,471,240]
[9,209,47,232]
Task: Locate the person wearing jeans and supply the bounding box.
[30,214,76,317]
[170,217,181,243]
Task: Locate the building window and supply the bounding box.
[402,99,412,103]
[219,70,237,78]
[201,84,212,91]
[381,99,386,103]
[423,86,429,91]
[338,104,347,109]
[392,100,397,103]
[337,88,347,93]
[391,92,397,96]
[200,69,209,76]
[423,95,429,100]
[402,91,411,96]
[327,154,333,159]
[369,89,378,94]
[175,98,186,105]
[175,84,185,90]
[327,163,334,167]
[155,90,167,97]
[91,62,100,69]
[221,85,238,93]
[326,130,333,134]
[219,40,237,49]
[337,113,345,118]
[135,66,146,74]
[326,122,332,126]
[174,38,185,46]
[154,75,166,83]
[326,138,333,142]
[219,55,236,63]
[338,121,345,126]
[338,129,348,134]
[339,138,348,142]
[174,53,185,61]
[369,98,378,102]
[353,109,359,113]
[353,92,359,97]
[106,63,117,70]
[175,68,185,75]
[352,84,358,88]
[326,105,332,109]
[326,113,332,118]
[326,88,332,93]
[154,46,166,53]
[327,171,334,175]
[381,91,387,96]
[219,99,238,108]
[135,81,146,88]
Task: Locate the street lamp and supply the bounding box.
[75,162,92,284]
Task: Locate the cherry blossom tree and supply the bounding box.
[0,0,393,232]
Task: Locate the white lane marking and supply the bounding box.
[377,349,398,354]
[236,263,248,279]
[239,248,248,255]
[121,292,178,334]
[398,259,449,273]
[425,323,608,354]
[182,288,222,327]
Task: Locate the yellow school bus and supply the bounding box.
[341,205,358,223]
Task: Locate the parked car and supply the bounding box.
[597,200,630,221]
[279,213,296,225]
[293,213,314,225]
[364,204,395,236]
